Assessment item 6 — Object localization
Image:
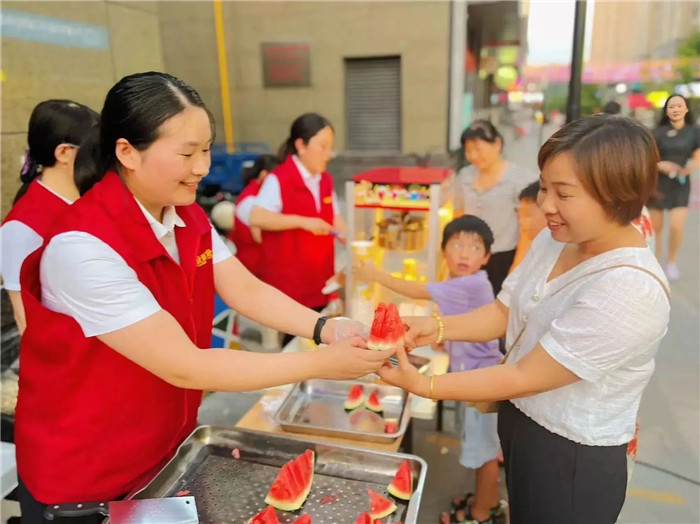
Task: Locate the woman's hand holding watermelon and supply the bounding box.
[318,337,395,380]
[402,315,440,349]
[377,344,429,397]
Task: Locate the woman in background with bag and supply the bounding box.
[379,116,671,524]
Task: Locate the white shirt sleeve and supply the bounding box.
[1,221,44,291]
[539,268,670,382]
[234,196,257,227]
[252,174,283,213]
[41,232,163,337]
[211,225,233,264]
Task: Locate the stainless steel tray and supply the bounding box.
[274,379,411,444]
[129,426,427,524]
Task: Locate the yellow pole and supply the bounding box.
[213,0,234,153]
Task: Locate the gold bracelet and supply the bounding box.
[429,375,437,401]
[432,313,445,344]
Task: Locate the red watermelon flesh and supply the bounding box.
[365,390,383,412]
[247,506,280,524]
[292,515,312,524]
[367,488,397,519]
[387,459,413,500]
[265,449,314,511]
[368,303,405,350]
[345,384,365,410]
[384,418,399,434]
[353,513,372,524]
[368,303,389,350]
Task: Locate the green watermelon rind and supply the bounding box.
[265,450,315,511]
[365,390,383,413]
[387,460,413,500]
[344,384,365,410]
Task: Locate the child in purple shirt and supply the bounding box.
[354,215,504,524]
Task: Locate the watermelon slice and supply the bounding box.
[265,449,315,511]
[353,513,372,524]
[387,459,413,500]
[368,303,405,351]
[292,515,312,524]
[365,390,383,413]
[345,384,365,410]
[367,488,397,519]
[247,506,280,524]
[384,418,399,434]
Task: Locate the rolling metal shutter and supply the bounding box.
[345,56,401,152]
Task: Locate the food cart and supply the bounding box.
[344,166,455,326]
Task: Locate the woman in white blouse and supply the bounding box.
[379,115,670,523]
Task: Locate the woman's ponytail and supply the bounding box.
[74,125,109,196]
[12,99,99,204]
[277,136,295,163]
[13,151,43,204]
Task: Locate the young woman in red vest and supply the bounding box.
[229,154,278,277]
[0,100,99,333]
[15,73,391,521]
[248,114,344,344]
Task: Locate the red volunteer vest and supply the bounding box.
[259,156,334,309]
[15,172,214,503]
[2,180,70,236]
[229,179,262,277]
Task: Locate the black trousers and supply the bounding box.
[498,401,628,524]
[18,476,120,524]
[485,249,516,297]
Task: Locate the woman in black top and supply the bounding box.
[649,94,700,279]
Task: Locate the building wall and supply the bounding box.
[590,1,698,64]
[2,1,451,215]
[1,1,164,217]
[159,1,451,155]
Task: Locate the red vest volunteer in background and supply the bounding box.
[229,154,278,277]
[14,73,382,517]
[249,113,345,311]
[0,99,98,333]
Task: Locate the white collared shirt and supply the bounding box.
[236,155,339,226]
[40,201,231,337]
[0,181,73,291]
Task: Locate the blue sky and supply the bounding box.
[526,0,596,65]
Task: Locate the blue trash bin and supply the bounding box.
[203,142,270,196]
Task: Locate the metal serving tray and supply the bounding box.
[129,426,427,524]
[274,380,411,444]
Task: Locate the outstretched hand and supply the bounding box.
[377,344,428,397]
[319,337,395,380]
[402,315,439,350]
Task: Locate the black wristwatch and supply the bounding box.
[313,316,330,345]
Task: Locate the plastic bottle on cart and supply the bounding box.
[324,292,344,318]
